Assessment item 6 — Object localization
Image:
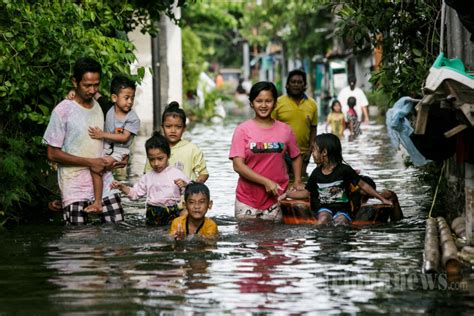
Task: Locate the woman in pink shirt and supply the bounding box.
[112,131,189,225]
[229,81,304,222]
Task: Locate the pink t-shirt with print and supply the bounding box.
[229,119,300,210]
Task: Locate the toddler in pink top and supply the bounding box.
[111,131,189,225]
[229,81,305,222]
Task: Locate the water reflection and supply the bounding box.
[1,120,472,314]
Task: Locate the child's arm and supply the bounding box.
[88,127,133,143]
[192,147,209,183]
[110,180,131,195]
[233,157,281,196]
[170,222,185,241]
[358,179,392,205]
[285,189,310,200]
[291,155,305,190]
[196,174,209,183]
[174,178,188,189]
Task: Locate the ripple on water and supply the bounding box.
[1,120,473,314]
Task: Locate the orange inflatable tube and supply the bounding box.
[280,199,393,226]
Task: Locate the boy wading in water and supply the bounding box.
[169,182,218,240]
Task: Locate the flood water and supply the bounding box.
[1,116,473,314]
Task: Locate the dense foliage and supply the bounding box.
[182,0,332,93]
[181,26,205,97]
[0,0,181,226]
[321,0,442,103]
[181,1,243,67]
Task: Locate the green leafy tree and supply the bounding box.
[0,0,183,226]
[238,1,332,91]
[321,0,441,105]
[182,26,205,97]
[240,1,331,59]
[181,1,244,67]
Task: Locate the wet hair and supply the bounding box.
[249,81,278,103]
[331,99,342,112]
[145,131,170,157]
[347,96,356,108]
[184,182,210,202]
[162,101,186,126]
[286,69,307,86]
[315,133,343,165]
[110,75,136,95]
[73,57,101,84]
[360,175,376,190]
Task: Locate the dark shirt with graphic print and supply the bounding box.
[305,163,360,214]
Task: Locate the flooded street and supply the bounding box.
[1,117,473,314]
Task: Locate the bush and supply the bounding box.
[0,0,181,226]
[366,90,391,115]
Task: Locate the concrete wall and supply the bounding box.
[127,7,182,136]
[128,31,154,136]
[445,5,474,242]
[161,12,183,106]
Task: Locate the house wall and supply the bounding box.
[445,5,474,242]
[127,8,182,136]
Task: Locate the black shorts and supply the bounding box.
[62,193,124,225]
[146,204,180,226]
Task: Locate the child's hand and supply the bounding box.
[264,180,282,196]
[89,157,107,175]
[292,180,306,191]
[174,179,187,188]
[278,191,288,202]
[110,180,122,190]
[380,197,393,206]
[174,223,185,241]
[88,126,104,139]
[66,90,75,100]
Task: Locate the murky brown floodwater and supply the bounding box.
[0,116,473,314]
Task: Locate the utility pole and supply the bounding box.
[151,29,161,131]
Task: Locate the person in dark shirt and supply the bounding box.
[286,133,392,225]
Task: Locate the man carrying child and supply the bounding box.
[43,57,125,225]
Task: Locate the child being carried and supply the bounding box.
[86,75,140,213]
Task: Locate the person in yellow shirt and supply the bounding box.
[144,101,209,183]
[272,69,318,175]
[326,100,345,138]
[169,182,218,240]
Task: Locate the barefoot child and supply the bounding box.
[286,133,392,225]
[326,99,345,138]
[145,101,209,183]
[85,75,140,212]
[169,182,218,240]
[111,132,189,225]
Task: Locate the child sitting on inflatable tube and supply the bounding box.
[285,133,393,225]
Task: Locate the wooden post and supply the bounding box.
[414,95,433,135]
[466,163,474,245]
